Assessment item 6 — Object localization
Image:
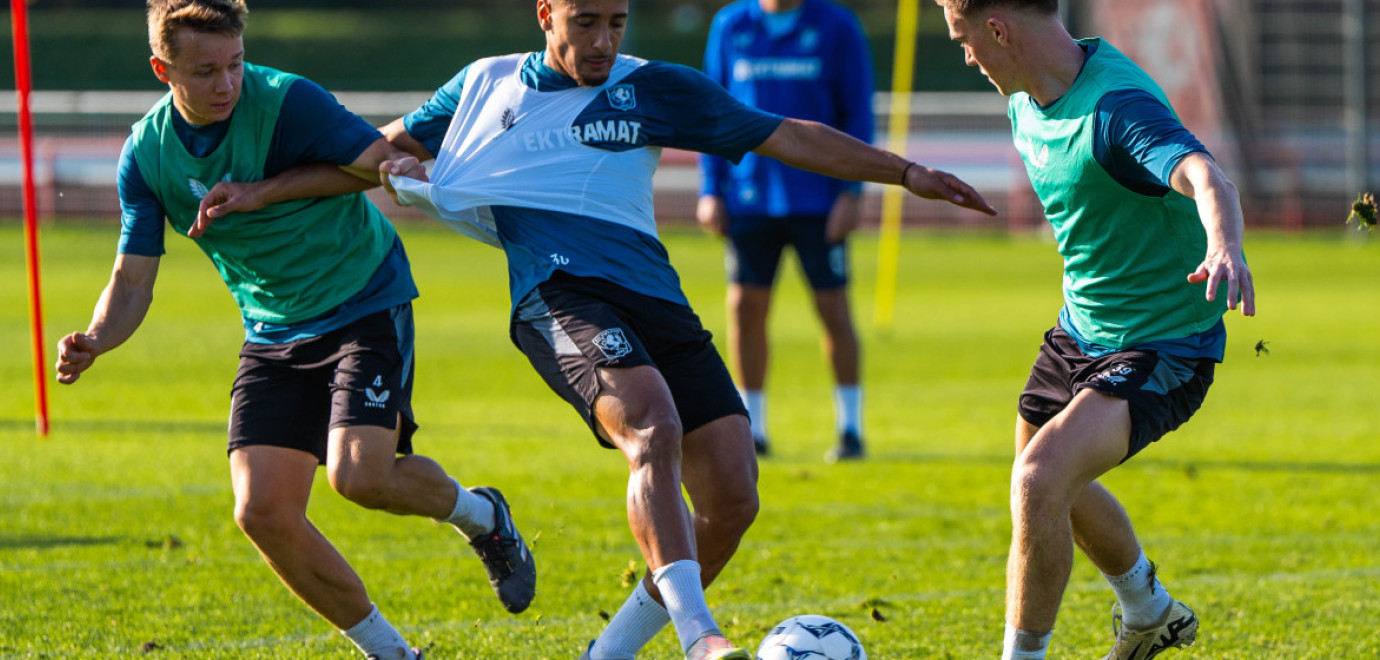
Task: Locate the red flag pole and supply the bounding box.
[12,0,51,436]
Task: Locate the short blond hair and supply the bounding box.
[147,0,247,61]
[934,0,1057,16]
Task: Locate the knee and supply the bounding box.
[618,416,685,474]
[329,466,391,511]
[234,500,300,543]
[719,487,760,536]
[695,472,759,539]
[1010,459,1072,520]
[814,292,854,330]
[727,287,770,321]
[698,493,759,547]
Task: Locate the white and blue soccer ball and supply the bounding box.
[756,614,867,660]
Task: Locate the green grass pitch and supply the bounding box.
[1,223,1377,658]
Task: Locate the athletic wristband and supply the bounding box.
[901,161,917,186]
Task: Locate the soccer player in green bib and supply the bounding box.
[53,2,535,658]
[935,1,1256,659]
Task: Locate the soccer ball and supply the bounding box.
[756,614,867,660]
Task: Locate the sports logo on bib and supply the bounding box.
[364,374,390,409]
[1021,137,1050,169]
[188,173,232,200]
[606,84,636,111]
[1093,363,1136,386]
[593,328,633,360]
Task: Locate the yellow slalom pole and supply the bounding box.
[874,0,919,333]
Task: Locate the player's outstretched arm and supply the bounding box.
[752,118,997,216]
[190,134,418,238]
[339,137,421,185]
[56,254,160,384]
[1171,152,1256,317]
[190,163,374,237]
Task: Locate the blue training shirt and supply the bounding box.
[117,75,419,343]
[403,52,783,310]
[698,0,874,216]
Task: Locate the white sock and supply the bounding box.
[834,384,862,435]
[1104,551,1173,628]
[589,579,671,659]
[741,389,766,440]
[651,560,719,653]
[340,604,414,660]
[1001,623,1050,660]
[436,477,496,540]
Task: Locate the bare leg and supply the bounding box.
[1070,482,1142,577]
[1006,390,1134,634]
[326,418,457,520]
[593,365,697,571]
[592,365,752,652]
[587,412,758,659]
[1014,410,1198,657]
[324,415,534,618]
[1015,418,1142,578]
[633,413,760,600]
[230,445,373,629]
[811,287,858,387]
[726,284,772,391]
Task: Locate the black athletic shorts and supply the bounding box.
[511,272,747,448]
[1017,325,1216,462]
[228,305,418,464]
[726,213,848,290]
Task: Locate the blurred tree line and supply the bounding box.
[1,0,989,91]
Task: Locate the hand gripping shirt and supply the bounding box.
[127,63,411,332]
[393,52,783,313]
[1009,39,1227,356]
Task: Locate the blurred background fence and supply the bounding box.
[0,0,1375,229]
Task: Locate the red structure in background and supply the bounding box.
[13,0,51,436]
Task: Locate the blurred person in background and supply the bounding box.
[696,0,875,462]
[935,1,1255,658]
[53,2,534,658]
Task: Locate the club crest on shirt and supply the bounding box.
[606,84,636,111]
[593,328,633,360]
[500,108,517,131]
[188,173,232,200]
[1020,137,1050,169]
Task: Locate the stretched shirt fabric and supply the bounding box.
[698,0,874,216]
[121,63,416,339]
[1010,38,1227,359]
[393,52,783,312]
